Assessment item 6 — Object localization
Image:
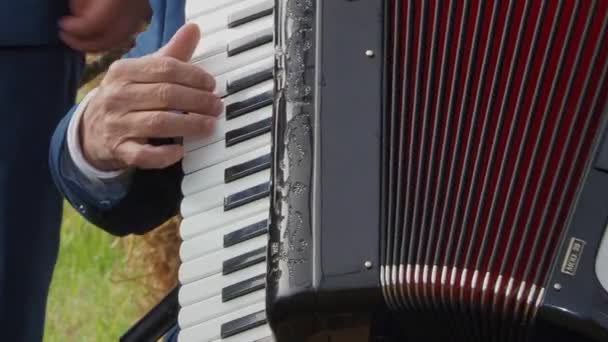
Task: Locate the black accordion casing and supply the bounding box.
[267,0,608,341]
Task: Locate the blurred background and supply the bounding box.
[43,50,181,341]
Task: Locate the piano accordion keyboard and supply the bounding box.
[178,0,275,341]
[382,0,608,341]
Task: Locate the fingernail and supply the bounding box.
[214,98,224,115]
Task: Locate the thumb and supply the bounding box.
[156,23,201,62]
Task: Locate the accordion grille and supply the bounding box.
[381,0,608,340]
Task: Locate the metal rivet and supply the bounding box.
[364,261,373,269]
[365,50,375,57]
[553,283,562,291]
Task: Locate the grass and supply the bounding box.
[44,204,141,342]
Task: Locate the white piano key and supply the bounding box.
[228,28,272,57]
[180,195,269,238]
[181,168,270,218]
[180,210,269,262]
[183,132,271,175]
[217,79,274,116]
[193,15,273,61]
[183,80,272,156]
[186,0,244,19]
[185,105,272,152]
[179,289,265,329]
[227,0,274,27]
[213,56,274,98]
[180,186,224,220]
[181,145,271,196]
[178,302,266,342]
[187,0,268,36]
[187,80,273,151]
[179,261,266,306]
[180,196,269,239]
[181,161,224,197]
[195,43,274,78]
[179,234,267,284]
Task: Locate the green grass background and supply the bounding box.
[43,204,140,341]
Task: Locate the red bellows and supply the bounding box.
[381,0,608,340]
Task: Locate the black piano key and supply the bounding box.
[227,1,273,28]
[224,182,270,211]
[228,28,273,57]
[227,67,273,95]
[221,310,267,339]
[226,90,273,120]
[222,274,266,303]
[223,247,266,275]
[225,154,272,184]
[224,219,269,248]
[226,117,272,147]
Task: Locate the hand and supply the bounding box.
[80,24,222,171]
[60,0,151,52]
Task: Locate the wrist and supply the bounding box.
[68,88,128,180]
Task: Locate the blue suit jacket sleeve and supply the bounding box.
[49,0,186,236]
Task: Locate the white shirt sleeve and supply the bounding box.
[66,88,128,181]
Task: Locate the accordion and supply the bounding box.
[122,0,608,341]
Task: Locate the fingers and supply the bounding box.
[120,83,223,115]
[107,56,215,91]
[123,111,216,138]
[116,140,184,169]
[156,23,201,61]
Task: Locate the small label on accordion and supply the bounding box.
[561,237,586,276]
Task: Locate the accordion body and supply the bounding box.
[122,0,608,341]
[268,0,608,341]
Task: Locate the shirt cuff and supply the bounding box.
[67,88,128,180]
